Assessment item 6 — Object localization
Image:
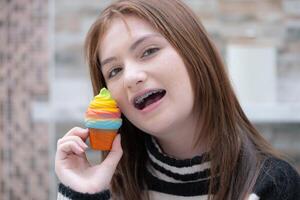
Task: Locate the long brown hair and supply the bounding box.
[85,0,281,199]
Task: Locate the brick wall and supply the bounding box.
[0,0,50,199]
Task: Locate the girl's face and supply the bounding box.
[99,16,196,136]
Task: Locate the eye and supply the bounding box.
[108,67,122,79]
[141,47,159,58]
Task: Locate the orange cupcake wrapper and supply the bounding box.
[89,129,117,151]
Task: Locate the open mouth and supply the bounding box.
[133,89,166,110]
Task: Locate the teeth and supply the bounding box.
[135,90,160,105]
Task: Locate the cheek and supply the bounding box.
[107,83,125,106]
[163,51,192,88]
[165,58,194,106]
[113,96,131,118]
[106,79,135,120]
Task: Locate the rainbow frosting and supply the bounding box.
[85,88,122,130]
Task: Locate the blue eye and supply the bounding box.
[142,47,159,58]
[108,67,122,79]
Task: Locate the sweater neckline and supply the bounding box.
[144,134,212,196]
[145,134,209,167]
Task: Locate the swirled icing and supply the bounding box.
[85,88,122,130]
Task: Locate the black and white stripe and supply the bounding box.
[145,134,214,196]
[57,134,300,200]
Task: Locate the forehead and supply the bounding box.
[99,15,160,57]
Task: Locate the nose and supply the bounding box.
[123,62,147,89]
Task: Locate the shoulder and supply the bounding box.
[253,157,300,200]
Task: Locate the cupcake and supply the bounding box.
[85,88,122,150]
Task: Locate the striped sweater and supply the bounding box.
[58,135,300,200]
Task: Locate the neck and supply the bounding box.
[154,115,207,159]
[157,134,207,159]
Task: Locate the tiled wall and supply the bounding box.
[0,0,50,199]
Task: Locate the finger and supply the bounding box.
[65,127,89,141]
[57,141,85,160]
[57,135,88,150]
[101,134,123,170]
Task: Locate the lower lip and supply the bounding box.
[139,96,165,114]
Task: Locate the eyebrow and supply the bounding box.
[100,34,161,68]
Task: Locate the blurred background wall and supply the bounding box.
[0,0,300,199]
[0,0,50,199]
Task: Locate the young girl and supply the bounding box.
[55,0,300,199]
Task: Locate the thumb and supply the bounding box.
[101,134,123,170]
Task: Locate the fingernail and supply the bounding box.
[78,147,84,153]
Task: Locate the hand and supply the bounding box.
[55,127,123,194]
